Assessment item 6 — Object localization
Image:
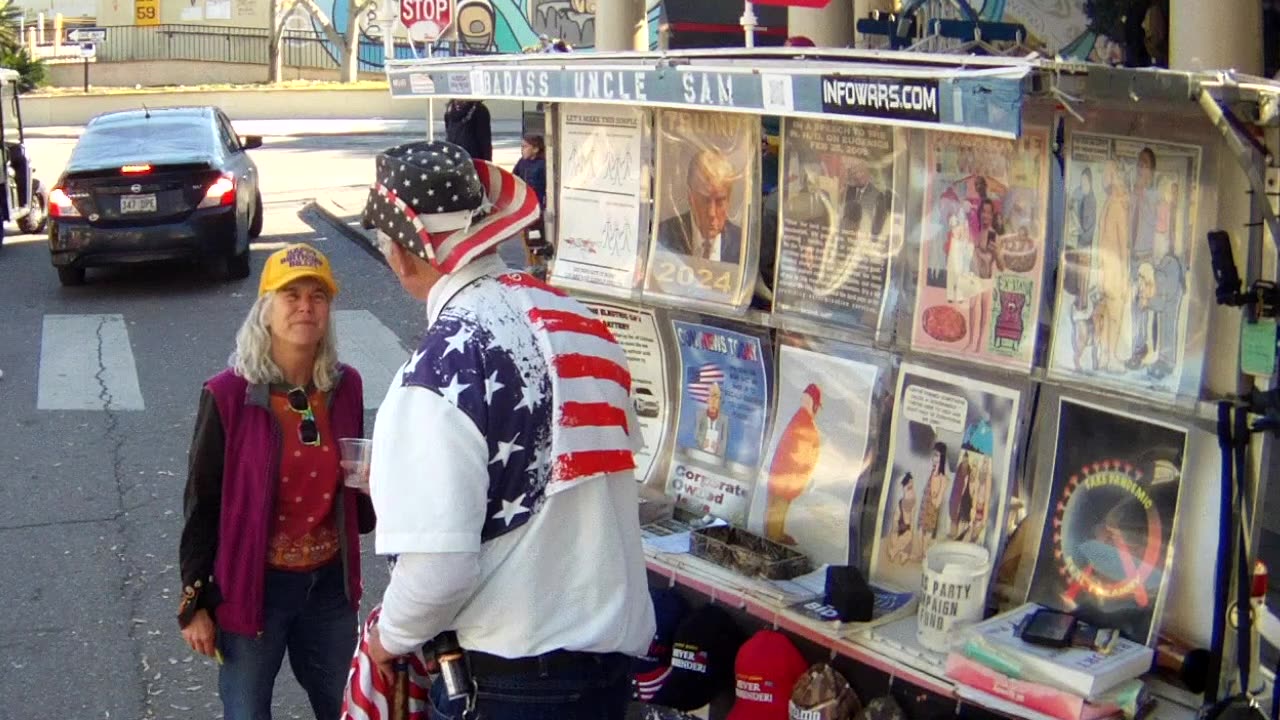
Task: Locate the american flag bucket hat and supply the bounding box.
[362,140,541,274]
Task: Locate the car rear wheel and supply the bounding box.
[249,191,263,239]
[57,266,86,286]
[18,184,47,234]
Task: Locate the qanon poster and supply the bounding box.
[1027,398,1187,644]
[664,319,771,526]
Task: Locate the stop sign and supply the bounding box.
[400,0,452,42]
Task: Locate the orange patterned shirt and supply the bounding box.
[266,387,342,571]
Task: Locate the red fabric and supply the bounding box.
[341,606,434,720]
[726,630,809,720]
[266,388,341,571]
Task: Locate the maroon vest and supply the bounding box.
[205,365,365,636]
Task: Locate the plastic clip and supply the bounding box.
[828,647,838,663]
[772,613,780,631]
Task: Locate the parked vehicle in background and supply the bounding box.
[46,106,263,286]
[0,67,48,245]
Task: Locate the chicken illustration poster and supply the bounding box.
[870,363,1020,592]
[747,344,883,566]
[774,118,900,335]
[1027,398,1186,644]
[583,300,671,486]
[1047,132,1204,402]
[912,129,1050,371]
[665,319,771,526]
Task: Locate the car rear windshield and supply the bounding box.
[71,116,214,167]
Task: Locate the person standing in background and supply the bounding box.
[444,99,493,162]
[514,133,550,274]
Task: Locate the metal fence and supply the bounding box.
[88,24,496,72]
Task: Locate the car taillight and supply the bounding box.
[121,164,151,174]
[199,174,236,208]
[49,187,80,218]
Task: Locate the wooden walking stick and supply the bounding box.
[390,658,409,720]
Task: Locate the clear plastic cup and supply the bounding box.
[338,438,372,491]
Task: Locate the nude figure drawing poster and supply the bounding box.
[1048,132,1203,402]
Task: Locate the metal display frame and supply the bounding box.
[383,48,1280,719]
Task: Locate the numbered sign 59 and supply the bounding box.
[134,0,159,26]
[400,0,452,42]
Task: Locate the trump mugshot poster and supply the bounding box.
[870,363,1020,592]
[1026,398,1186,644]
[747,342,886,566]
[665,319,771,526]
[644,109,759,311]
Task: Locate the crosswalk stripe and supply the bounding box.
[334,309,408,410]
[38,314,145,411]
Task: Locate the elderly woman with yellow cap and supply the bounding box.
[177,243,375,720]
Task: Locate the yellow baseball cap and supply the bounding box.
[258,243,339,297]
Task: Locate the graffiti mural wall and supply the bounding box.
[956,0,1122,63]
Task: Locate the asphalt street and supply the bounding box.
[0,130,522,719]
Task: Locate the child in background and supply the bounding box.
[514,134,550,276]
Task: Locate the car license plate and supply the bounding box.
[120,194,157,214]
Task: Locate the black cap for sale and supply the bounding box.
[652,603,744,711]
[633,588,691,701]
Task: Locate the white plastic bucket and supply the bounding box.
[916,541,992,652]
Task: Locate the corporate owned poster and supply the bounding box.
[870,363,1020,592]
[553,104,647,296]
[1048,132,1204,401]
[666,319,770,526]
[583,300,671,486]
[774,118,899,334]
[911,129,1050,370]
[746,343,882,566]
[1027,398,1186,644]
[645,110,758,310]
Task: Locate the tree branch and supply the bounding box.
[292,0,345,48]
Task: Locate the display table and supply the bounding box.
[645,549,1199,720]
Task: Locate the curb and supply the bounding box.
[301,198,389,267]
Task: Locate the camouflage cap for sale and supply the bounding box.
[853,696,907,720]
[788,664,862,720]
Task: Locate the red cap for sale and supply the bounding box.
[727,630,810,720]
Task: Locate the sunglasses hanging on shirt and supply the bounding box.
[286,388,321,446]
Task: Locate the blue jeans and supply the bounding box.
[217,561,357,720]
[429,651,631,720]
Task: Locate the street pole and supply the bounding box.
[740,1,757,48]
[82,57,88,93]
[268,0,281,83]
[426,35,434,141]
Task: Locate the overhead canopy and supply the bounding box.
[386,48,1036,138]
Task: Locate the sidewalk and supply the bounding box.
[26,118,525,139]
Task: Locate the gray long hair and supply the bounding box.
[228,291,340,391]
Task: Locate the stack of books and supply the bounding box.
[945,604,1155,720]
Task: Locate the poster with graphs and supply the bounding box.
[552,104,648,296]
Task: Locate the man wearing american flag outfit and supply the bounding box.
[357,140,655,719]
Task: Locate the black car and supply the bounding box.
[47,106,263,286]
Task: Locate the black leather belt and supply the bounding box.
[464,649,616,678]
